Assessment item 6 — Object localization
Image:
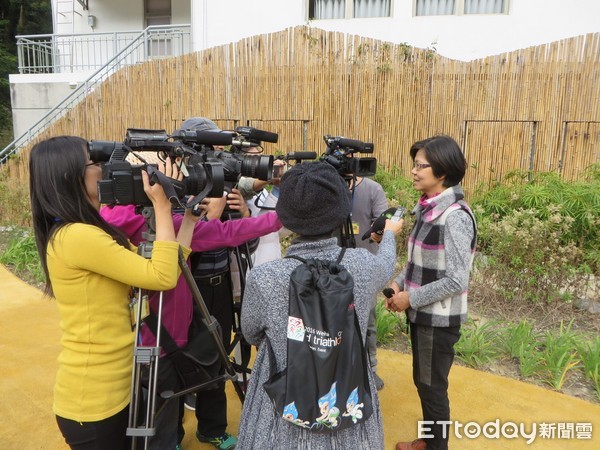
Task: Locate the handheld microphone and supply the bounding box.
[361,207,406,240]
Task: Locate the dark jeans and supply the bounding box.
[410,323,461,450]
[178,275,233,442]
[56,405,130,450]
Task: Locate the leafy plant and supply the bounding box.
[517,343,545,378]
[473,207,584,304]
[375,299,404,345]
[502,320,540,359]
[577,338,600,399]
[455,319,500,368]
[539,320,581,390]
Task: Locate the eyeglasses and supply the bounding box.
[413,162,432,171]
[84,161,101,168]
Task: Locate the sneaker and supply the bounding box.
[183,393,196,411]
[373,372,385,390]
[196,431,237,450]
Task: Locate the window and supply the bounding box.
[144,0,172,57]
[355,0,391,18]
[415,0,507,16]
[309,0,391,20]
[145,0,171,26]
[464,0,505,14]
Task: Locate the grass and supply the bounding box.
[374,299,405,346]
[374,310,599,403]
[454,319,500,368]
[577,338,600,400]
[0,227,45,285]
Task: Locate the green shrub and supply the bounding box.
[473,207,585,304]
[0,227,44,284]
[471,168,600,261]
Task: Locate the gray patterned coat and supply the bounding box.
[238,232,397,449]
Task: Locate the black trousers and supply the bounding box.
[178,273,234,441]
[410,322,461,450]
[56,405,130,450]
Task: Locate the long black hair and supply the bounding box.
[29,136,129,296]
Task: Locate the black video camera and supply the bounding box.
[320,135,377,177]
[89,129,225,207]
[174,126,276,185]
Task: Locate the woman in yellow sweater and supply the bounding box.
[29,136,190,449]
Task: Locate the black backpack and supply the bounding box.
[263,248,373,432]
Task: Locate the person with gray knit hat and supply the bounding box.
[237,161,404,449]
[276,162,352,236]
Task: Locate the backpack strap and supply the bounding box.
[143,309,180,355]
[264,337,278,379]
[284,254,306,263]
[336,247,346,264]
[284,247,346,264]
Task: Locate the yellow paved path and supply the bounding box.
[1,263,598,449]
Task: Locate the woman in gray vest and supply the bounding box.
[386,136,477,450]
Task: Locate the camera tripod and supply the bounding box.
[126,207,244,449]
[222,209,255,394]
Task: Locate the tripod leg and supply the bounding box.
[177,249,244,403]
[127,290,163,449]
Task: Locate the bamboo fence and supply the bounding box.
[3,26,599,196]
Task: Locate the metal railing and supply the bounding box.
[16,26,191,74]
[1,25,191,164]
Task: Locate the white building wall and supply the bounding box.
[53,0,145,35]
[191,0,600,61]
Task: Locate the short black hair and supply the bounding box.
[410,135,467,187]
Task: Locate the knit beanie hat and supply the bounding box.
[174,117,221,134]
[276,162,351,236]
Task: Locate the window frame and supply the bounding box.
[413,0,510,17]
[307,0,393,21]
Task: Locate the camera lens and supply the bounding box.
[240,154,273,181]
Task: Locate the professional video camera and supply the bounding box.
[89,128,227,207]
[320,134,377,177]
[173,126,276,186]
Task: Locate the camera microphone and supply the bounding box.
[336,138,374,153]
[285,152,317,160]
[235,126,279,144]
[174,130,235,146]
[361,207,406,240]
